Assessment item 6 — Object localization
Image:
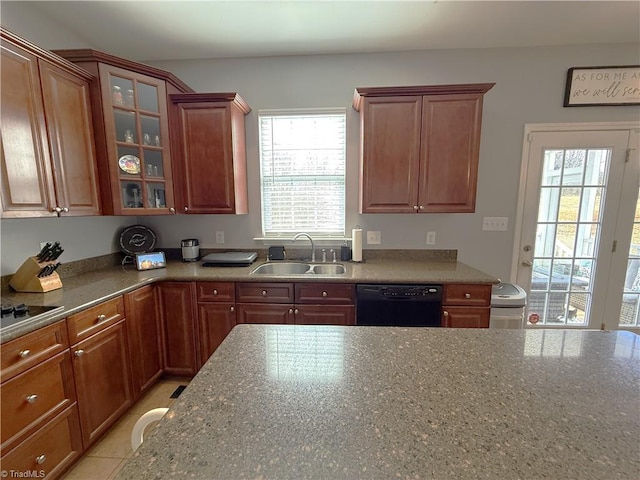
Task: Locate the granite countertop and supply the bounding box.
[116,325,640,480]
[0,256,498,343]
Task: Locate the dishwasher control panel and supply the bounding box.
[381,286,440,297]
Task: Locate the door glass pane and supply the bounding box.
[137,83,159,112]
[146,182,166,208]
[121,181,143,208]
[527,147,611,326]
[619,188,640,327]
[109,76,133,107]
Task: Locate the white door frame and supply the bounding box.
[512,121,640,282]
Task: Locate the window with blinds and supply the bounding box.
[259,109,346,237]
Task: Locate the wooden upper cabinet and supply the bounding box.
[170,93,250,214]
[52,49,194,215]
[359,96,422,213]
[353,83,494,214]
[0,28,101,218]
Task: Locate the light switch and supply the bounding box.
[482,217,509,231]
[215,231,225,244]
[426,232,436,245]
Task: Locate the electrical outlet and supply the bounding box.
[482,217,509,231]
[426,231,436,245]
[215,231,225,244]
[367,231,381,245]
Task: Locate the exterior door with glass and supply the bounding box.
[514,124,639,330]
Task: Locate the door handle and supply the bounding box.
[521,260,533,267]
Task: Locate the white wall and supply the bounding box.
[146,45,640,280]
[1,2,639,280]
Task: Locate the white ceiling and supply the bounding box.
[30,1,640,62]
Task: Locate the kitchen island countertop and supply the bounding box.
[1,257,498,342]
[116,325,640,480]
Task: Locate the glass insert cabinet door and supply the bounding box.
[101,67,174,214]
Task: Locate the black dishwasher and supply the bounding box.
[356,284,443,326]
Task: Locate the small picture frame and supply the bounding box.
[135,251,166,271]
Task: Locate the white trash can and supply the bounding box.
[490,283,527,329]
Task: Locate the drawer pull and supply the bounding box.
[322,291,328,297]
[35,454,46,465]
[213,289,218,295]
[74,349,85,357]
[262,290,267,297]
[96,314,107,323]
[230,306,235,312]
[26,394,38,404]
[465,293,471,299]
[19,349,31,358]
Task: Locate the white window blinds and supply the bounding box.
[259,109,346,237]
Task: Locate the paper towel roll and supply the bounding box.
[352,227,363,262]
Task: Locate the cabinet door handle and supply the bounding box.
[62,207,69,213]
[288,308,294,314]
[213,289,218,295]
[169,207,176,213]
[26,394,38,404]
[19,349,30,358]
[322,291,328,297]
[230,306,235,312]
[35,454,46,465]
[52,206,62,213]
[294,308,299,314]
[262,290,268,296]
[184,207,189,212]
[465,293,471,299]
[413,205,419,211]
[443,310,449,317]
[74,350,85,357]
[418,205,424,210]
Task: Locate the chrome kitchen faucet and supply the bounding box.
[293,233,315,262]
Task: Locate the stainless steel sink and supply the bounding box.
[311,264,346,275]
[251,262,345,275]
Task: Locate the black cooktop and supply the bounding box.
[1,304,64,332]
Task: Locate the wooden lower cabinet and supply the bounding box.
[236,282,355,326]
[1,351,76,453]
[196,281,236,366]
[0,321,80,479]
[70,320,132,447]
[1,404,82,480]
[441,283,491,328]
[125,285,164,399]
[157,282,199,376]
[198,303,236,365]
[442,306,490,328]
[295,305,355,325]
[236,303,294,324]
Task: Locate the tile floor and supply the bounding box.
[60,378,189,480]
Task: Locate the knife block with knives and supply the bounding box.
[10,242,64,293]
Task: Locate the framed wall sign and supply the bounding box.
[564,66,640,106]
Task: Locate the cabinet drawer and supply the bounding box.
[443,284,491,306]
[196,282,235,303]
[1,351,76,452]
[1,404,82,480]
[236,283,294,303]
[295,283,355,304]
[67,296,124,344]
[1,320,68,383]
